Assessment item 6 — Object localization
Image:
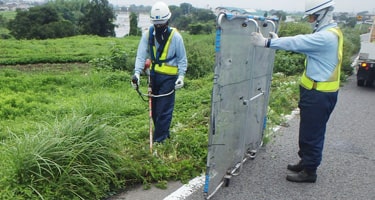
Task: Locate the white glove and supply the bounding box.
[250,32,268,47]
[175,75,184,90]
[269,32,279,39]
[131,73,140,89]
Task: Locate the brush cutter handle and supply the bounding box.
[131,75,138,84]
[131,73,140,90]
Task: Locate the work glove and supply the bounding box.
[131,73,140,89]
[175,75,184,90]
[269,32,278,39]
[250,32,268,47]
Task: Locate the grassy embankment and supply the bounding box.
[0,35,299,199]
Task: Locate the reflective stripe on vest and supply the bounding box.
[152,28,178,75]
[300,27,343,92]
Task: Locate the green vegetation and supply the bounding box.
[0,33,216,78]
[0,62,298,199]
[4,0,115,39]
[0,10,363,198]
[0,65,212,199]
[0,11,16,20]
[0,35,138,65]
[0,11,13,37]
[1,1,217,39]
[128,12,142,36]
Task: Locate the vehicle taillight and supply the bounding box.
[361,62,369,70]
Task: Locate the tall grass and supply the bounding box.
[1,115,124,199]
[0,65,213,199]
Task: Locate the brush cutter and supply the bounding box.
[131,59,174,153]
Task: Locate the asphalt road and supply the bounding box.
[184,75,375,200]
[109,75,375,200]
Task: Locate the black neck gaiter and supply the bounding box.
[154,25,169,45]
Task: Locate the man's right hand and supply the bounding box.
[131,73,140,89]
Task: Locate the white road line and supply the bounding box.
[164,175,205,200]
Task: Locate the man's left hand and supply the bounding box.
[250,32,267,47]
[175,75,184,89]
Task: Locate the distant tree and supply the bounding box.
[41,20,76,38]
[79,0,116,37]
[336,13,348,22]
[173,15,192,30]
[7,10,29,39]
[271,10,287,21]
[170,6,215,32]
[47,0,90,24]
[128,4,150,13]
[125,4,215,35]
[169,5,181,24]
[189,8,215,35]
[8,5,75,39]
[0,15,6,27]
[128,12,141,36]
[345,17,357,28]
[0,14,12,39]
[194,9,216,22]
[180,3,193,15]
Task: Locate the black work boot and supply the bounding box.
[287,160,304,172]
[286,169,317,183]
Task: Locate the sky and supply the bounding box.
[108,0,375,13]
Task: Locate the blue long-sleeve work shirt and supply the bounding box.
[134,27,188,76]
[269,23,339,82]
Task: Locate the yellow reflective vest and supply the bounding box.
[300,27,343,92]
[149,27,178,75]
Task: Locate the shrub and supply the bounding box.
[89,44,129,71]
[183,34,215,79]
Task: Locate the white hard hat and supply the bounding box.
[150,1,171,25]
[305,0,335,16]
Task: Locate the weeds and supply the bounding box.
[0,64,298,199]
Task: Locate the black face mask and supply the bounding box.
[154,23,169,44]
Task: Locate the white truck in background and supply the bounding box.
[356,20,375,87]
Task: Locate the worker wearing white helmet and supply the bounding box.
[132,1,187,143]
[305,0,336,32]
[250,0,343,182]
[150,1,172,25]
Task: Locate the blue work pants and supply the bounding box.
[298,86,338,171]
[150,72,177,142]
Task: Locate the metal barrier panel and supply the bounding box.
[204,12,278,199]
[244,19,277,154]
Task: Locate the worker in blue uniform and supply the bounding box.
[250,0,343,182]
[131,1,188,143]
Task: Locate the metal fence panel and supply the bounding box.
[204,12,278,199]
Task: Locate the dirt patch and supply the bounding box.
[0,63,90,72]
